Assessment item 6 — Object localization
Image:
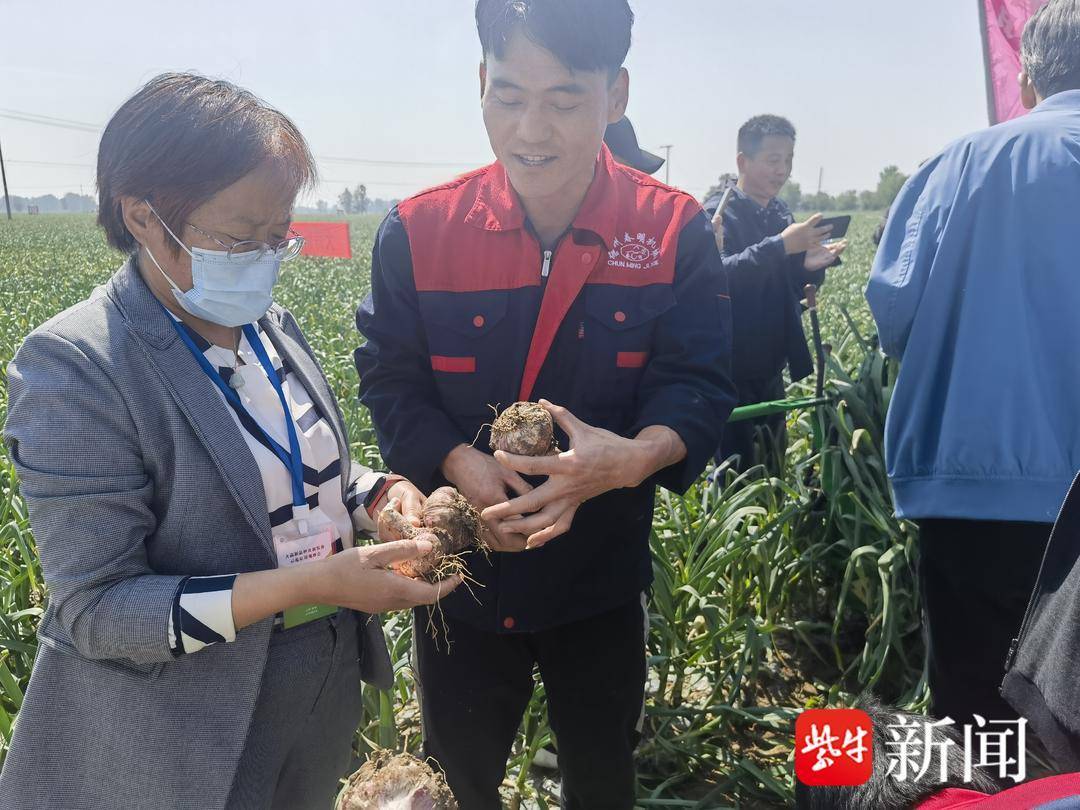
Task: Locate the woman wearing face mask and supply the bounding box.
[0,73,459,810]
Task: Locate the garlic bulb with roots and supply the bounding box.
[489,401,556,456]
[335,751,458,810]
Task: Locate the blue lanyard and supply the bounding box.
[166,315,308,514]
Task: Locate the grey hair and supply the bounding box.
[1021,0,1080,98]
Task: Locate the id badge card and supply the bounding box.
[275,527,340,629]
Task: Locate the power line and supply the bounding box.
[0,110,101,133]
[7,158,448,181]
[5,155,463,195]
[9,159,95,169]
[6,159,466,193]
[0,108,101,128]
[0,108,485,168]
[1,109,477,198]
[4,158,434,190]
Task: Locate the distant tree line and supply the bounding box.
[0,189,400,217]
[7,168,907,220]
[703,165,910,212]
[2,193,97,214]
[295,185,399,216]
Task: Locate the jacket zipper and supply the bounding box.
[535,228,570,288]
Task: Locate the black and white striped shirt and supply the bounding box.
[167,319,385,656]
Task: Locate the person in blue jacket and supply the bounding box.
[867,0,1080,742]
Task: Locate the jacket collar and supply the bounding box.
[106,260,273,557]
[464,144,621,249]
[104,258,348,561]
[730,184,789,217]
[258,314,353,496]
[106,257,183,349]
[1030,88,1080,115]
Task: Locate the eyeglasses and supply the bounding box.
[186,222,306,264]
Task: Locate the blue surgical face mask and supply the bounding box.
[143,202,282,328]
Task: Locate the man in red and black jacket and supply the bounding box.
[355,2,734,807]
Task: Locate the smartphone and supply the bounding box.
[813,215,851,240]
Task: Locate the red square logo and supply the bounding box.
[795,709,873,786]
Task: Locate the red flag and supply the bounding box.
[291,222,352,259]
[980,0,1048,125]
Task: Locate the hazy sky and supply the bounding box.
[2,0,991,204]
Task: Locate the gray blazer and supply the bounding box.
[0,260,392,810]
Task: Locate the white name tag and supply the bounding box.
[274,527,340,628]
[274,527,334,568]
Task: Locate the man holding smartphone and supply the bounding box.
[704,115,847,473]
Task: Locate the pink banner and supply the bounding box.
[981,0,1048,124]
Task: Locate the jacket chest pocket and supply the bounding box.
[581,285,676,409]
[419,291,511,417]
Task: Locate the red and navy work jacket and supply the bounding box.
[355,146,735,633]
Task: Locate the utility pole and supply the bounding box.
[659,144,673,184]
[817,166,824,196]
[0,136,11,220]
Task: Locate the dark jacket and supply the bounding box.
[704,188,826,384]
[1003,470,1080,770]
[355,147,735,633]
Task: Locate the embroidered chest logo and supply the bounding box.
[608,231,661,270]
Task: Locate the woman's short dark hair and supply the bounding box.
[738,115,797,157]
[96,72,317,256]
[1021,0,1080,99]
[475,0,633,78]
